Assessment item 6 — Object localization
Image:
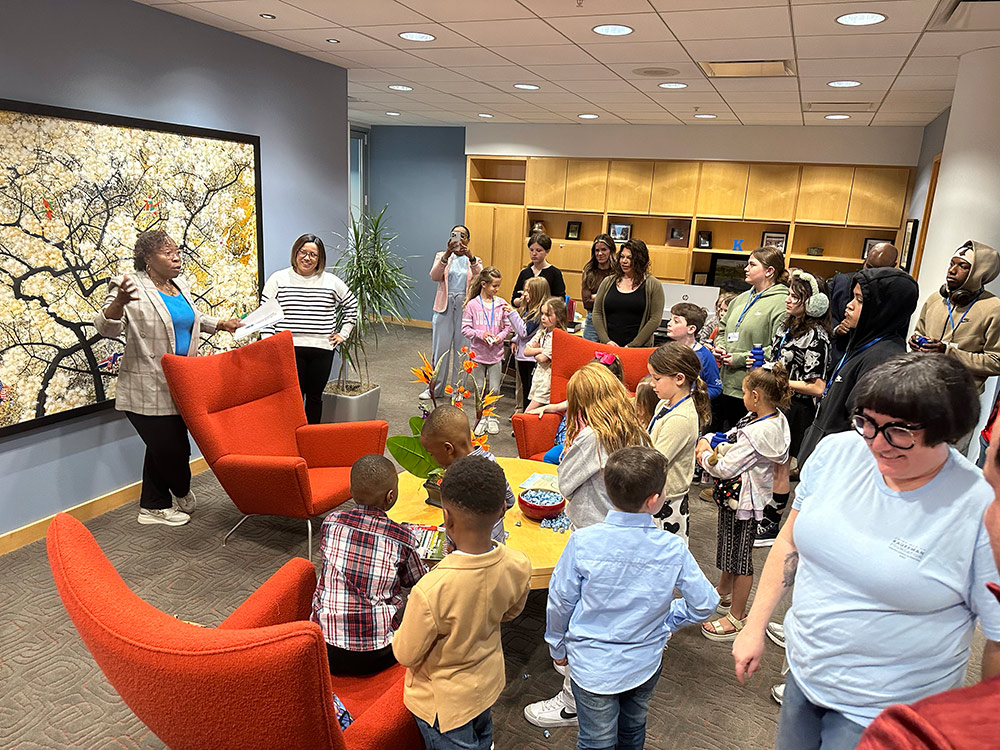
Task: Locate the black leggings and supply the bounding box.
[125,412,192,510]
[326,643,397,676]
[294,346,335,424]
[517,360,536,411]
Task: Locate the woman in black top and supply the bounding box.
[592,239,665,347]
[512,232,566,305]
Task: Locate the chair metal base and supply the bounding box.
[222,515,313,559]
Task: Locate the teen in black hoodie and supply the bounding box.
[798,267,919,465]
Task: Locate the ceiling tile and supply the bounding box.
[792,1,936,37]
[237,29,314,51]
[377,66,472,82]
[719,90,800,102]
[153,3,255,32]
[646,93,728,106]
[870,112,937,125]
[738,113,805,123]
[796,57,906,77]
[490,45,595,66]
[442,19,569,47]
[445,64,536,82]
[659,6,791,41]
[731,101,806,112]
[564,80,645,94]
[516,0,657,16]
[649,0,785,9]
[606,62,707,80]
[183,0,329,30]
[348,68,407,82]
[897,55,959,76]
[882,89,953,105]
[352,22,474,47]
[330,49,436,66]
[472,91,535,104]
[584,40,691,64]
[515,91,596,104]
[711,77,799,92]
[622,115,684,124]
[526,64,621,81]
[422,80,505,94]
[681,36,795,61]
[912,30,1000,56]
[394,0,533,22]
[545,14,674,45]
[803,112,873,126]
[798,75,895,92]
[275,27,386,51]
[410,46,512,66]
[582,91,658,104]
[889,75,956,90]
[796,32,920,58]
[281,0,429,25]
[627,77,716,93]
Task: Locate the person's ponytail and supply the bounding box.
[691,376,712,428]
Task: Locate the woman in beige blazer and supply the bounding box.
[94,230,240,527]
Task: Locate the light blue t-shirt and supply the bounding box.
[787,431,1000,727]
[158,291,195,355]
[446,255,469,300]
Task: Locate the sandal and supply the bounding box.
[716,595,732,616]
[702,613,746,641]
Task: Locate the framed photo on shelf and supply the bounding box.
[566,221,582,240]
[862,237,883,259]
[708,254,752,288]
[899,219,918,273]
[609,222,632,242]
[667,218,691,247]
[761,231,787,252]
[696,230,713,249]
[693,272,709,285]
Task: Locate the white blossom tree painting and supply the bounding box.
[0,100,262,435]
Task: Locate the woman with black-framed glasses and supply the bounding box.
[731,353,1000,750]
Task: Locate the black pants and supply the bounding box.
[326,642,397,676]
[125,412,192,510]
[709,394,746,434]
[294,346,335,424]
[517,360,536,411]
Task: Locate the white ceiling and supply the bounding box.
[134,0,1000,127]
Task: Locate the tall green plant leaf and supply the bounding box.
[386,435,440,478]
[409,416,425,436]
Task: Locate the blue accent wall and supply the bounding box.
[0,0,348,535]
[369,126,467,322]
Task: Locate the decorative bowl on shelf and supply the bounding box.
[806,246,824,256]
[517,490,566,521]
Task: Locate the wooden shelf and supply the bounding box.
[472,178,525,184]
[693,248,751,254]
[788,253,864,264]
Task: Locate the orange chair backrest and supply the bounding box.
[162,331,306,465]
[550,328,655,401]
[46,513,344,750]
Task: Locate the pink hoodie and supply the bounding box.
[461,295,512,364]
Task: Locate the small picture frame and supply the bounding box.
[609,222,632,242]
[667,218,691,247]
[761,231,787,252]
[696,230,713,249]
[693,272,709,285]
[862,237,883,259]
[566,221,582,240]
[900,219,918,272]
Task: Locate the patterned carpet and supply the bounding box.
[2,324,984,749]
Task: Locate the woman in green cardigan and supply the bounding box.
[711,246,790,430]
[592,239,665,348]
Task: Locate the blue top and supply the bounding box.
[158,291,195,356]
[694,342,722,400]
[545,509,719,694]
[787,431,1000,726]
[447,255,469,300]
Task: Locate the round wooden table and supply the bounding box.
[387,456,569,590]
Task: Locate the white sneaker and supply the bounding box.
[174,489,196,513]
[486,415,500,434]
[523,693,577,728]
[766,621,786,649]
[771,682,785,705]
[418,389,433,400]
[474,419,488,436]
[138,507,190,526]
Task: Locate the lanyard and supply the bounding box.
[751,411,777,425]
[946,292,981,336]
[735,290,765,331]
[824,336,884,396]
[648,394,691,432]
[480,295,495,329]
[774,330,789,359]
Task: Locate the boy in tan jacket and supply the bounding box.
[392,455,531,749]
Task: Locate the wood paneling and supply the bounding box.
[649,161,700,216]
[525,157,567,210]
[493,205,526,299]
[564,160,608,212]
[465,203,495,267]
[847,167,910,228]
[696,162,749,218]
[607,160,654,214]
[744,164,799,221]
[796,166,854,224]
[648,248,689,281]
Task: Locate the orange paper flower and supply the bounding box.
[467,350,476,359]
[460,346,469,354]
[462,360,476,373]
[444,385,454,394]
[454,401,463,407]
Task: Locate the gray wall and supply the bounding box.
[0,0,348,534]
[369,126,467,322]
[908,108,951,228]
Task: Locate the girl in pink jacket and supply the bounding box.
[462,266,511,435]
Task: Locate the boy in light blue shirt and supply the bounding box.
[545,446,719,750]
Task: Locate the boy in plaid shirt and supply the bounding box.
[311,454,427,676]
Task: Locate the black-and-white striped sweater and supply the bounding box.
[260,268,358,351]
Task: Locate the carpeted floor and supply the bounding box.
[1,324,984,749]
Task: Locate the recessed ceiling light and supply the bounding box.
[326,38,340,44]
[387,84,413,91]
[694,114,717,119]
[592,24,633,36]
[836,12,886,26]
[399,31,435,42]
[386,112,401,117]
[478,113,494,118]
[658,82,688,89]
[578,114,599,119]
[825,114,851,120]
[513,83,540,90]
[828,80,862,88]
[259,13,276,19]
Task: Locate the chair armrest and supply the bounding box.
[512,413,562,459]
[219,557,317,630]
[296,420,388,468]
[343,675,424,750]
[214,454,313,518]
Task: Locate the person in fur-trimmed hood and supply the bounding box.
[911,240,1000,393]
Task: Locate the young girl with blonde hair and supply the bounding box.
[646,342,713,542]
[507,276,551,411]
[524,297,568,412]
[461,266,511,435]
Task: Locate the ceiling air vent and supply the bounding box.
[698,60,796,78]
[804,101,876,112]
[632,67,680,77]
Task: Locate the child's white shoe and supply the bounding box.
[523,694,577,727]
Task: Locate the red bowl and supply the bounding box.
[517,493,566,521]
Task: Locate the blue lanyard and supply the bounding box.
[480,295,495,329]
[774,330,789,359]
[751,411,777,425]
[824,336,885,396]
[648,394,691,432]
[735,290,765,330]
[946,292,981,335]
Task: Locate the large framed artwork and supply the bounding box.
[0,99,263,437]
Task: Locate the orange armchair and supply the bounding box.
[161,331,388,550]
[46,513,423,750]
[512,329,656,460]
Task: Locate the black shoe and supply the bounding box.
[753,519,779,547]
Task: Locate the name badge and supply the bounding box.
[727,332,739,343]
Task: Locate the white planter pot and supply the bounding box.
[321,383,381,423]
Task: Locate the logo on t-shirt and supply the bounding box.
[889,537,925,561]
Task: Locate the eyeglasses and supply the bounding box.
[851,412,923,450]
[297,250,319,260]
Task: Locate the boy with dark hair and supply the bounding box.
[666,302,722,400]
[311,454,427,676]
[419,404,515,543]
[545,446,718,749]
[393,455,531,750]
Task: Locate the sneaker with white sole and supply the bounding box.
[486,415,500,434]
[766,621,786,649]
[523,694,577,728]
[419,389,433,400]
[753,519,779,547]
[174,490,197,513]
[137,507,190,526]
[770,683,785,705]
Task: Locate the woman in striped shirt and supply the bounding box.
[261,234,358,423]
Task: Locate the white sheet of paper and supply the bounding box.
[233,298,283,340]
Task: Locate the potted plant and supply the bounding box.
[322,206,413,422]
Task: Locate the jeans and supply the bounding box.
[571,664,662,750]
[415,709,492,750]
[777,672,866,750]
[583,312,598,342]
